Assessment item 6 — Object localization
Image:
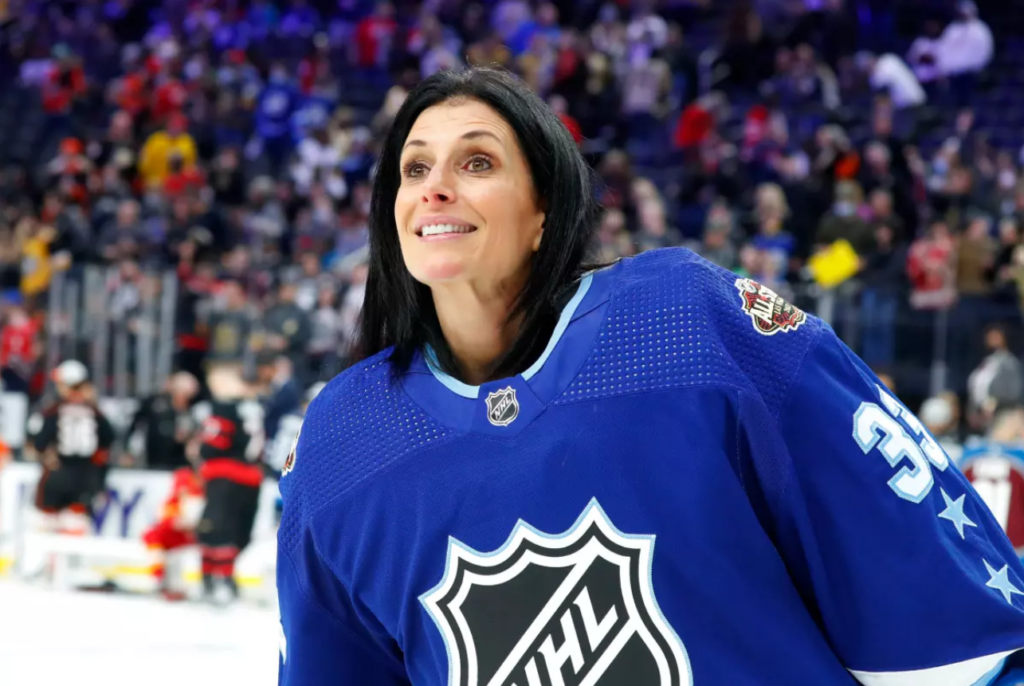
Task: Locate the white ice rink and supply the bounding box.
[0,581,279,686]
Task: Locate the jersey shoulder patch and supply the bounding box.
[282,428,300,477]
[733,277,806,336]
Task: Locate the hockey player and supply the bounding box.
[191,361,264,605]
[28,360,114,535]
[142,466,204,600]
[278,68,1024,685]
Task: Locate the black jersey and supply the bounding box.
[195,399,264,464]
[28,400,116,465]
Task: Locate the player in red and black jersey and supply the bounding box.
[189,361,265,605]
[27,360,115,534]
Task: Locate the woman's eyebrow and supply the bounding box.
[403,129,503,151]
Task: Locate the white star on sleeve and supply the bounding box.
[937,488,978,539]
[984,559,1024,605]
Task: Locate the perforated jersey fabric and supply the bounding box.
[277,350,455,553]
[279,250,821,555]
[277,248,1024,686]
[553,248,823,418]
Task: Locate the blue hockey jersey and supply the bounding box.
[278,248,1024,685]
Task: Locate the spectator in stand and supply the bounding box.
[97,198,145,264]
[967,324,1024,434]
[858,51,926,111]
[907,19,945,90]
[958,215,996,300]
[673,92,724,152]
[138,113,197,190]
[492,0,532,44]
[308,286,342,380]
[255,352,301,450]
[866,188,905,244]
[261,279,312,384]
[467,31,513,71]
[337,260,368,363]
[291,124,346,201]
[907,217,957,311]
[815,180,873,255]
[859,219,907,369]
[208,147,246,209]
[280,0,321,38]
[937,0,994,108]
[716,2,777,91]
[205,278,254,365]
[40,44,87,144]
[919,392,963,456]
[751,182,797,272]
[353,1,398,70]
[0,293,39,395]
[636,198,681,252]
[696,211,737,271]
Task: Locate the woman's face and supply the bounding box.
[394,99,545,288]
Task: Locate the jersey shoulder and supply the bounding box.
[277,348,456,558]
[556,248,826,417]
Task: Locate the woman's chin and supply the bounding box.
[412,258,471,284]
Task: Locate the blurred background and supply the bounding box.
[3,0,1024,683]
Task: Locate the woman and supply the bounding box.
[278,68,1024,684]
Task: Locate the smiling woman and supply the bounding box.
[359,68,598,385]
[277,67,1024,686]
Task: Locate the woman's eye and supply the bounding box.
[466,156,493,172]
[402,162,427,178]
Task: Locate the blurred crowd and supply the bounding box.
[0,0,1021,456]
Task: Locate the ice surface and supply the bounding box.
[0,580,279,686]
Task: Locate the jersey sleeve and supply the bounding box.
[31,412,58,453]
[277,548,411,685]
[750,325,1024,683]
[96,410,116,450]
[277,414,411,685]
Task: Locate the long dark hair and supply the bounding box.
[356,67,599,381]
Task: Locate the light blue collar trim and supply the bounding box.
[423,272,594,399]
[522,273,592,380]
[424,346,481,399]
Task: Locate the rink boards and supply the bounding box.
[0,461,280,597]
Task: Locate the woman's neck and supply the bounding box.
[432,283,524,386]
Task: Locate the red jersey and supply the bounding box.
[354,16,397,67]
[151,79,188,124]
[0,318,37,373]
[907,236,956,309]
[160,468,205,528]
[42,64,86,114]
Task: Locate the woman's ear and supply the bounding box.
[533,216,545,252]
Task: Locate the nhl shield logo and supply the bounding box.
[485,386,519,427]
[420,499,692,686]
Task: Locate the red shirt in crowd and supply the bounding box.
[151,78,189,125]
[0,315,38,373]
[355,14,397,67]
[907,233,956,309]
[674,103,714,148]
[42,64,86,115]
[558,112,583,145]
[164,166,206,199]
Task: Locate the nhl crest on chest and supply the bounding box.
[485,386,520,427]
[420,499,692,686]
[734,277,806,336]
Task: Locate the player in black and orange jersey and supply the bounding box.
[27,360,115,534]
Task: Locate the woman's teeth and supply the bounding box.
[420,224,475,237]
